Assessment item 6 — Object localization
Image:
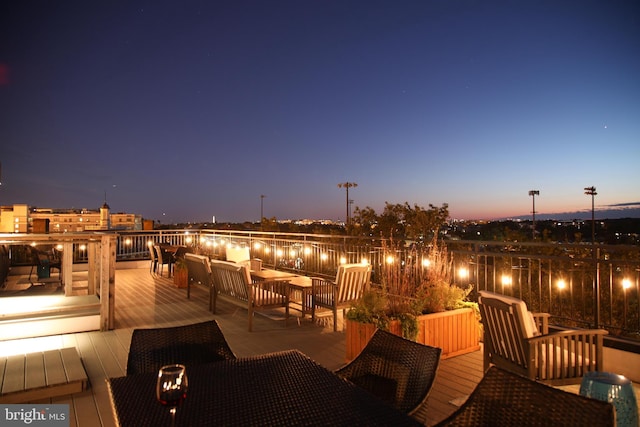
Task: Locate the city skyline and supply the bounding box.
[1,1,639,223]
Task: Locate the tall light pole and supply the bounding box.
[584,186,597,243]
[337,182,357,226]
[584,186,599,328]
[528,190,539,240]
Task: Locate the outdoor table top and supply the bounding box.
[288,275,312,288]
[250,268,298,281]
[107,349,420,427]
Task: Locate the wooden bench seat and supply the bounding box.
[0,347,89,403]
[210,260,290,332]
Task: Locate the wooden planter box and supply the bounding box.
[345,307,480,362]
[173,267,188,288]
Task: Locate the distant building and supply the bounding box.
[0,203,143,233]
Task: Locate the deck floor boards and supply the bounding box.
[1,267,484,426]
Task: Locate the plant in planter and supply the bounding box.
[173,257,189,288]
[346,235,480,360]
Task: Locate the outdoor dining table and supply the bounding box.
[107,349,421,426]
[251,270,314,318]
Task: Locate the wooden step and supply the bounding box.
[0,347,89,403]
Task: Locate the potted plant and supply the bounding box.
[345,236,480,361]
[173,257,189,288]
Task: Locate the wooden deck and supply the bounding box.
[0,266,483,426]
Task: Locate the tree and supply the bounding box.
[350,201,450,242]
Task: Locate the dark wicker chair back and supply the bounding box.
[148,244,157,274]
[153,245,173,277]
[435,366,615,426]
[335,329,441,415]
[126,320,236,376]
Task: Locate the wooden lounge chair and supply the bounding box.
[210,260,290,332]
[435,366,615,426]
[478,290,608,385]
[311,263,372,331]
[335,329,441,416]
[126,320,236,376]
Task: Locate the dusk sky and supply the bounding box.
[1,1,639,224]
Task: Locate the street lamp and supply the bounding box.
[528,190,539,240]
[584,186,597,243]
[337,182,357,225]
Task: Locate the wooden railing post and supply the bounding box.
[62,242,74,296]
[100,234,116,330]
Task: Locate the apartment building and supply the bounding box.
[0,203,143,233]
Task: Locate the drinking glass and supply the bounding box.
[156,364,188,427]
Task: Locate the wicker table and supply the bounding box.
[108,349,420,426]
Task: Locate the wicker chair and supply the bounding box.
[148,244,157,274]
[154,245,173,277]
[335,329,441,416]
[126,320,236,376]
[479,291,608,385]
[435,366,615,426]
[311,263,372,331]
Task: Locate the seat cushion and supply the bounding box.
[226,246,250,263]
[479,291,539,338]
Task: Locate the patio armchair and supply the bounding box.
[153,245,173,277]
[126,320,236,376]
[311,263,372,331]
[210,260,290,332]
[478,290,608,385]
[173,245,193,260]
[28,245,61,282]
[435,366,615,426]
[335,329,441,416]
[148,244,157,274]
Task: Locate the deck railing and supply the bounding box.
[117,229,640,342]
[4,229,638,342]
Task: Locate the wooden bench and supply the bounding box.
[184,253,214,310]
[210,260,290,332]
[0,347,89,403]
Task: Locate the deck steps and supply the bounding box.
[0,347,89,403]
[0,295,101,340]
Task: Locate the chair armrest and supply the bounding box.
[531,312,551,334]
[311,277,337,293]
[527,328,608,344]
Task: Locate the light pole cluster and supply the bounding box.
[337,182,357,226]
[526,187,599,243]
